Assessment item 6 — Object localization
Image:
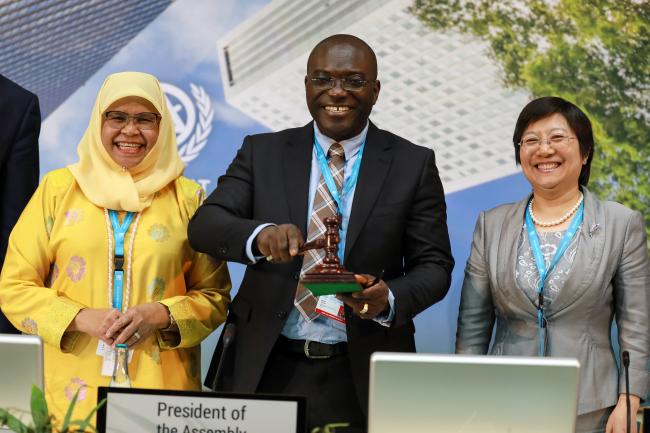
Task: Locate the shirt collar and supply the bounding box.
[313,121,369,159]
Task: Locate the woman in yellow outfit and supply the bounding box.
[0,72,231,424]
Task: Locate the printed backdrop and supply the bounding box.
[38,0,646,381]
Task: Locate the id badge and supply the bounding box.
[97,341,133,376]
[315,295,346,324]
[96,340,110,356]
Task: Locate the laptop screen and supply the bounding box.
[0,334,44,426]
[368,352,579,433]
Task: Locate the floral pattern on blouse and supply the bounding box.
[515,224,581,308]
[65,256,86,282]
[148,224,169,242]
[21,318,38,334]
[64,377,87,402]
[64,208,84,226]
[147,277,166,300]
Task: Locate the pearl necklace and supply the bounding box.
[529,193,583,227]
[105,209,142,312]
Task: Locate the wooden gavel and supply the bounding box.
[298,215,359,293]
[298,215,342,272]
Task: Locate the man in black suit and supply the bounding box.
[0,74,41,334]
[189,34,453,430]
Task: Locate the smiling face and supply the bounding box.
[100,97,159,169]
[519,113,587,195]
[305,38,380,141]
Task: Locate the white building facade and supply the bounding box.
[216,0,529,192]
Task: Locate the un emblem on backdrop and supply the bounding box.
[161,83,214,163]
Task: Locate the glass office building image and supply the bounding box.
[0,0,173,117]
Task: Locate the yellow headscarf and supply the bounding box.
[68,72,185,212]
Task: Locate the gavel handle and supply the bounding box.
[298,239,325,254]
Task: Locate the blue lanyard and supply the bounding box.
[313,137,365,212]
[524,200,583,356]
[109,210,135,311]
[313,138,365,261]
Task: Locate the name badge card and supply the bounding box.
[97,388,306,433]
[315,295,346,324]
[96,342,133,376]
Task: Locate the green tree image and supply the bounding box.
[411,0,650,244]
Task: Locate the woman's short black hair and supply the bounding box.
[513,96,594,186]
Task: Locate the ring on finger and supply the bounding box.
[360,303,369,315]
[133,331,141,340]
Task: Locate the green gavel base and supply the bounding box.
[301,273,361,296]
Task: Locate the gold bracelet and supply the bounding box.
[163,313,176,332]
[158,303,177,332]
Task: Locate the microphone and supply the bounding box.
[622,350,631,433]
[212,323,236,392]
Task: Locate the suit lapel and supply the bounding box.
[496,189,606,317]
[495,194,538,315]
[283,123,313,233]
[548,188,605,314]
[344,122,392,260]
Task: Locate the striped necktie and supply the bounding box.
[294,142,346,321]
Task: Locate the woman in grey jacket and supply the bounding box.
[456,96,649,433]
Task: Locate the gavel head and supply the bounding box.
[323,215,341,229]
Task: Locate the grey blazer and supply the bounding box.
[456,188,649,414]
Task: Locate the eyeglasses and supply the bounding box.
[103,111,160,130]
[308,76,374,92]
[518,134,577,150]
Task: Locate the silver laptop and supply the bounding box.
[0,334,44,429]
[368,353,579,433]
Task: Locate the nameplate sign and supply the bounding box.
[97,387,305,433]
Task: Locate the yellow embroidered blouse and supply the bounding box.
[0,168,230,424]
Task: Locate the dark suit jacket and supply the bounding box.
[189,121,454,410]
[0,75,40,333]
